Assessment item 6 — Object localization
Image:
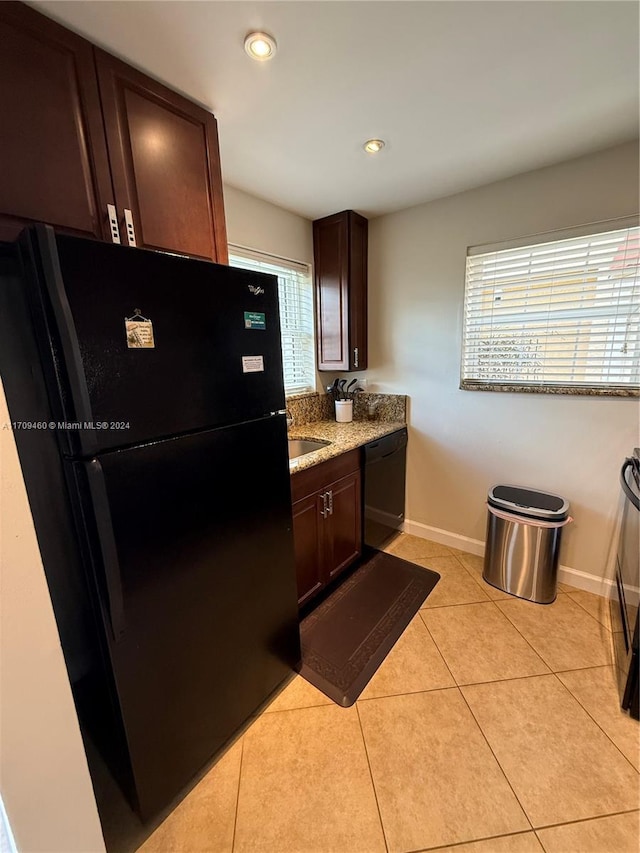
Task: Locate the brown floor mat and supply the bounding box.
[299,549,440,706]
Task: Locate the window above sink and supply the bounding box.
[229,246,316,395]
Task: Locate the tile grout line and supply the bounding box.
[407,551,635,797]
[554,663,616,675]
[405,827,541,852]
[357,684,460,706]
[354,701,390,853]
[305,670,637,783]
[564,589,614,633]
[417,608,537,833]
[420,599,489,610]
[456,687,536,834]
[230,737,245,853]
[491,597,566,672]
[484,597,552,674]
[359,683,458,703]
[419,599,551,687]
[455,594,636,776]
[494,596,615,680]
[550,670,640,775]
[451,553,497,597]
[451,550,612,635]
[416,610,462,689]
[448,671,556,690]
[531,805,640,832]
[264,699,332,715]
[534,828,551,853]
[534,806,640,852]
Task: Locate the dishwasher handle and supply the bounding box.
[364,428,407,464]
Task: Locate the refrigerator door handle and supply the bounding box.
[33,225,98,455]
[86,459,126,642]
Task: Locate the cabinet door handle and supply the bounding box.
[327,489,333,516]
[353,347,359,368]
[106,204,121,244]
[123,209,137,247]
[320,492,328,518]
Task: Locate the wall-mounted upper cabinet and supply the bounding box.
[313,209,368,372]
[94,50,227,262]
[0,2,113,243]
[0,2,227,262]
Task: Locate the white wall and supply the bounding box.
[367,141,639,584]
[0,382,105,853]
[224,184,313,265]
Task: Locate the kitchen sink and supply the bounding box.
[288,438,330,459]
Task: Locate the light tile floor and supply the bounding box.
[138,534,640,853]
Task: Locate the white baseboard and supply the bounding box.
[403,518,485,556]
[403,517,615,597]
[556,565,616,597]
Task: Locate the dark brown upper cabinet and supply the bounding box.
[0,2,113,243]
[0,2,227,262]
[313,209,368,372]
[95,50,227,262]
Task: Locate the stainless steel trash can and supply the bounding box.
[483,485,571,604]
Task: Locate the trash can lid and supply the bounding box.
[488,485,569,521]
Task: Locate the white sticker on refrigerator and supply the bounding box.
[125,311,155,348]
[242,355,264,373]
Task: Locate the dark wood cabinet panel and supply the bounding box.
[291,452,362,607]
[291,493,324,607]
[348,213,368,370]
[326,470,361,582]
[95,50,228,262]
[314,214,349,369]
[313,210,368,372]
[0,2,113,242]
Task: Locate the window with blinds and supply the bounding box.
[461,221,640,394]
[229,246,315,395]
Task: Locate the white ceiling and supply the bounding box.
[33,1,639,220]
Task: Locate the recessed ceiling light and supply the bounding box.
[363,139,386,154]
[244,31,277,61]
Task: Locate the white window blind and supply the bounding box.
[461,222,640,394]
[229,246,315,395]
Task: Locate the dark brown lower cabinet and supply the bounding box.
[291,450,362,607]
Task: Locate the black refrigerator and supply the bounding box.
[0,225,301,820]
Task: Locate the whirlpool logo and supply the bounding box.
[248,284,264,295]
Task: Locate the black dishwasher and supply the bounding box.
[363,428,408,550]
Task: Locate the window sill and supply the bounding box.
[459,382,639,398]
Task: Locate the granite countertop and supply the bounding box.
[288,420,407,473]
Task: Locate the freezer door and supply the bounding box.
[20,225,286,456]
[73,415,300,819]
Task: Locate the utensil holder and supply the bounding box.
[335,400,353,423]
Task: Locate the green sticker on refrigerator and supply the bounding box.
[244,311,266,330]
